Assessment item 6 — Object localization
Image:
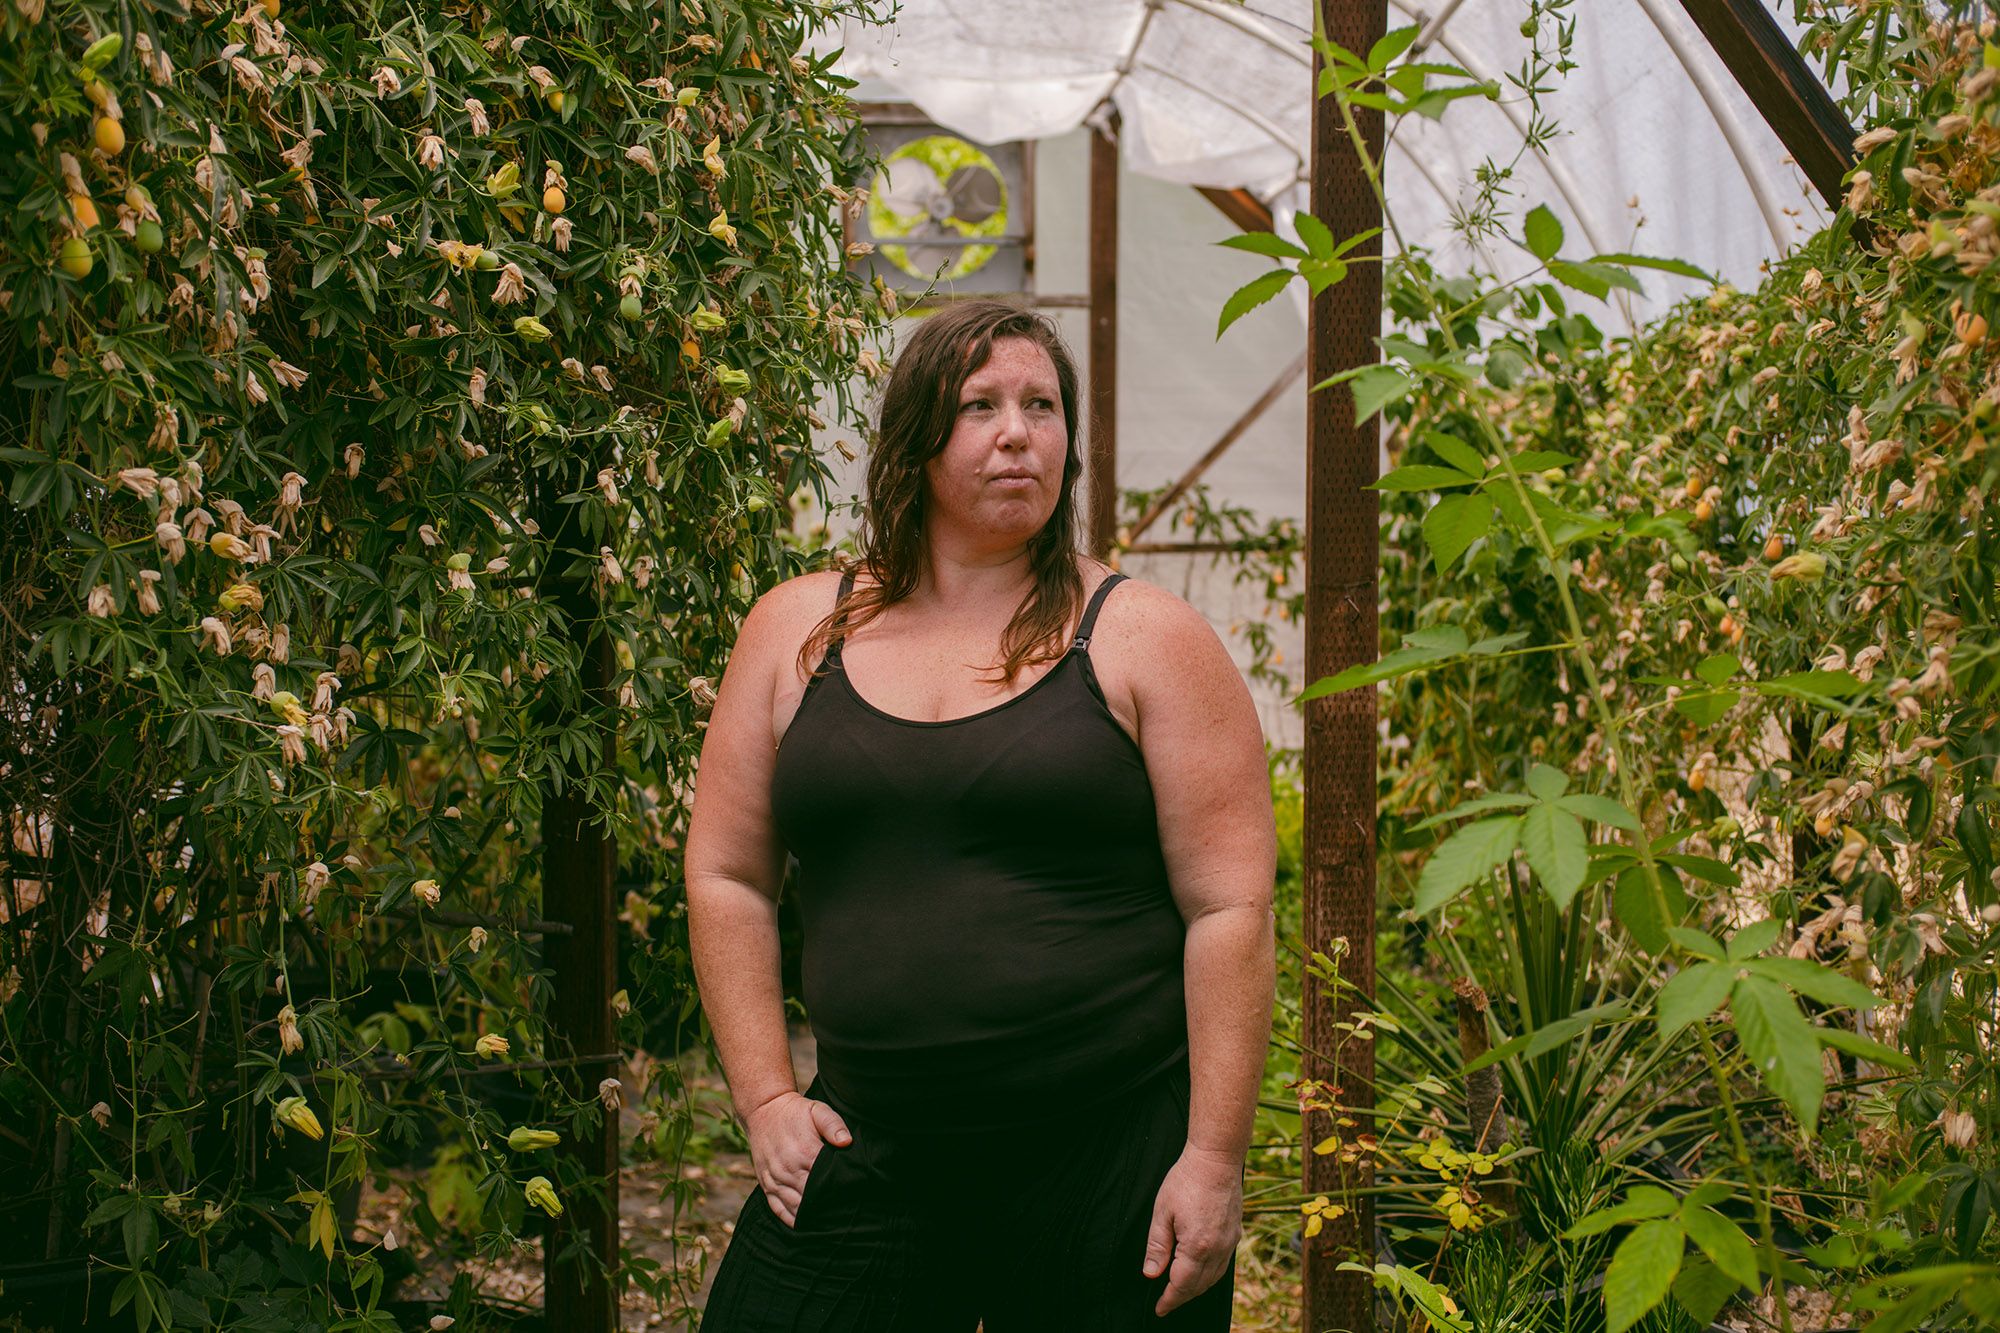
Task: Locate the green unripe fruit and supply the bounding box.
[619,294,643,321]
[473,248,499,271]
[1701,594,1728,617]
[1668,552,1690,575]
[746,495,768,513]
[58,236,93,278]
[134,220,164,254]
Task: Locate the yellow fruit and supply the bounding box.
[58,236,93,278]
[69,193,100,229]
[544,89,566,113]
[94,116,125,155]
[1683,474,1703,500]
[680,338,701,365]
[1764,534,1785,562]
[1689,768,1708,794]
[542,185,566,214]
[261,0,280,16]
[1694,498,1713,522]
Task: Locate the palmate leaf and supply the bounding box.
[1413,816,1519,914]
[1604,1217,1685,1333]
[1421,492,1491,572]
[1656,961,1733,1039]
[1733,974,1825,1133]
[1521,803,1589,909]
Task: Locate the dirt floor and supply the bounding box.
[354,1028,1301,1329]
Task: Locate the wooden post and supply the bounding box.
[540,476,620,1333]
[1674,0,1857,208]
[1088,115,1119,560]
[1303,0,1383,1329]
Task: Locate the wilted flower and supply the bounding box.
[597,468,620,505]
[598,1077,623,1111]
[524,1175,563,1217]
[274,1096,323,1140]
[277,1004,303,1054]
[89,1101,112,1129]
[464,96,489,135]
[625,144,658,173]
[270,621,291,664]
[302,860,331,905]
[430,1318,455,1332]
[135,570,162,615]
[507,1127,561,1152]
[417,131,446,170]
[251,662,277,701]
[468,367,487,407]
[467,925,487,953]
[412,878,441,906]
[600,547,624,584]
[156,521,187,563]
[446,552,475,592]
[1940,1109,1977,1149]
[199,616,233,654]
[114,466,162,498]
[86,585,116,617]
[313,671,340,711]
[276,724,306,766]
[689,676,718,714]
[1914,644,1952,697]
[1844,169,1873,213]
[1831,826,1871,881]
[492,262,528,305]
[371,65,400,97]
[418,523,441,547]
[474,1033,510,1058]
[218,581,264,613]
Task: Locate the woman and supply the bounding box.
[685,300,1276,1330]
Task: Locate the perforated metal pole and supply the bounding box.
[1088,116,1120,560]
[1302,1,1383,1330]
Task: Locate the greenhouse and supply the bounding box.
[1,0,1995,1330]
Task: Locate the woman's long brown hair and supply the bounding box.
[795,300,1087,688]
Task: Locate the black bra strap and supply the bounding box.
[1073,572,1127,650]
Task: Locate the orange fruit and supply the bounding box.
[69,193,100,228]
[1764,534,1785,561]
[1694,498,1713,522]
[542,185,566,214]
[94,116,125,155]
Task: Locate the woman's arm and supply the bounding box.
[1107,580,1278,1312]
[684,585,798,1122]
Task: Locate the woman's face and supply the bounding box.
[923,336,1068,554]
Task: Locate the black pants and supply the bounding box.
[702,1056,1237,1330]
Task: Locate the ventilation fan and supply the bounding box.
[851,121,1029,294]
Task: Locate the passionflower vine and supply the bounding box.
[274,1096,323,1140]
[507,1127,561,1152]
[524,1175,562,1217]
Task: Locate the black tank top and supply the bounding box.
[771,570,1190,1131]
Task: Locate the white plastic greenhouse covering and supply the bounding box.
[832,0,1835,332]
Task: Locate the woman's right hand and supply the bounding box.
[742,1090,853,1228]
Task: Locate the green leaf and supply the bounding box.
[1657,962,1734,1039]
[1695,653,1742,686]
[1372,464,1482,492]
[1667,927,1725,960]
[1565,1185,1679,1239]
[1296,626,1469,701]
[1366,24,1421,71]
[1745,957,1881,1009]
[1421,493,1491,573]
[1217,269,1295,338]
[1525,763,1568,801]
[1817,1027,1914,1069]
[1659,852,1741,888]
[1408,791,1536,832]
[1733,974,1825,1134]
[1589,251,1718,283]
[1682,1205,1759,1290]
[1413,816,1520,915]
[1292,211,1336,259]
[1726,918,1782,961]
[1753,669,1868,701]
[1672,1258,1738,1327]
[1218,232,1308,261]
[1350,364,1415,425]
[1522,804,1589,910]
[1614,864,1688,954]
[1549,259,1644,297]
[1468,1001,1633,1074]
[1524,204,1564,261]
[1605,1218,1685,1333]
[1556,793,1641,831]
[1422,431,1487,478]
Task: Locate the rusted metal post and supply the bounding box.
[1088,115,1120,560]
[1302,0,1383,1329]
[540,480,620,1333]
[1674,0,1856,208]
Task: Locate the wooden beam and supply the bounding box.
[1673,0,1857,208]
[1125,351,1307,544]
[1089,117,1120,561]
[1303,1,1383,1329]
[1196,185,1275,235]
